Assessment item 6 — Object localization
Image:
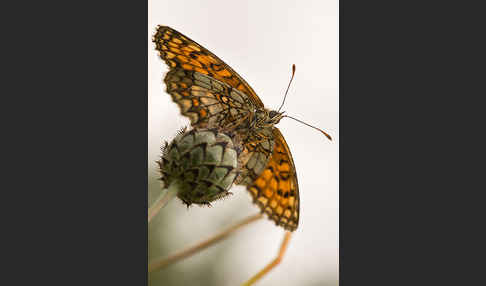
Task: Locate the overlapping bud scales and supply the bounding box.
[157,127,240,206]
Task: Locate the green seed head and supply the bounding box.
[157,127,240,206]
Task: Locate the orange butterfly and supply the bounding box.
[153,26,331,232]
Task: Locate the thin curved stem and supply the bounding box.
[148,181,180,223]
[148,213,263,273]
[241,231,293,286]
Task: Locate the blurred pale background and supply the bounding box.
[148,0,338,285]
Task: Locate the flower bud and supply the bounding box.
[157,127,239,206]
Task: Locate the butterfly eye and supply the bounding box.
[269,110,279,118]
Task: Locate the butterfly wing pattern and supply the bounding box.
[247,128,300,230]
[164,67,252,129]
[153,26,300,231]
[153,26,264,107]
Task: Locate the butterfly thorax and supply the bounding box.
[251,109,284,130]
[228,108,280,137]
[227,108,283,149]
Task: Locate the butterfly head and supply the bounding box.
[268,110,284,125]
[252,109,284,129]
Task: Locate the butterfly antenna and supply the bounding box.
[277,64,296,112]
[284,115,333,141]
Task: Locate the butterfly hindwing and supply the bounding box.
[234,127,275,185]
[246,128,300,231]
[164,68,276,188]
[164,67,252,128]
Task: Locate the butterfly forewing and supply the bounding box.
[153,26,264,107]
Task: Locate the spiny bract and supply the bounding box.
[157,127,240,206]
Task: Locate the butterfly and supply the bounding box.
[153,26,330,231]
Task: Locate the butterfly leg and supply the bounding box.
[241,231,292,286]
[247,135,272,146]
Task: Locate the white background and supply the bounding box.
[148,0,338,285]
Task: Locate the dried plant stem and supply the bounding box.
[148,213,263,273]
[148,181,180,223]
[241,231,293,286]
